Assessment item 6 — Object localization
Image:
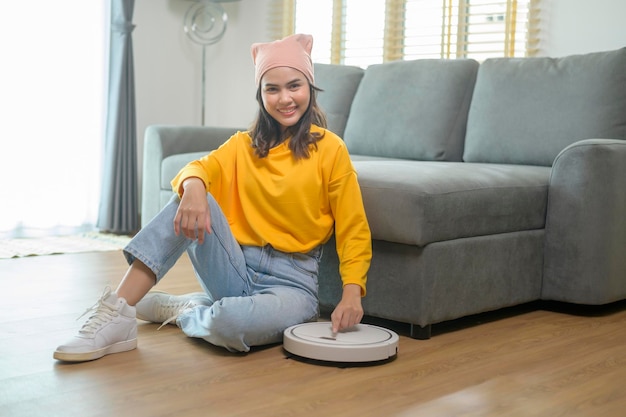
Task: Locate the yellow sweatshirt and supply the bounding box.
[171,125,372,295]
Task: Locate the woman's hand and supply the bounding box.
[330,284,364,334]
[173,177,212,244]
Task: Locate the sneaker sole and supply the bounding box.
[53,338,137,362]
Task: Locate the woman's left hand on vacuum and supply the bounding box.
[330,284,364,334]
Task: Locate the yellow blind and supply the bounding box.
[268,0,295,40]
[274,0,540,66]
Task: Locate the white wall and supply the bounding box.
[538,0,626,56]
[132,0,626,204]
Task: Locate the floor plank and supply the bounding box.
[1,250,626,416]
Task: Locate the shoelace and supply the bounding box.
[156,300,196,330]
[76,287,119,336]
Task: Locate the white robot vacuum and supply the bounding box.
[283,322,399,363]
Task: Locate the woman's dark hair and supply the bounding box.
[249,84,327,159]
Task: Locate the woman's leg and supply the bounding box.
[54,195,192,362]
[116,260,157,306]
[178,245,321,352]
[134,193,250,327]
[122,195,194,283]
[184,193,250,300]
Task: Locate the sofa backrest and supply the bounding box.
[463,48,626,166]
[314,63,364,138]
[342,59,479,161]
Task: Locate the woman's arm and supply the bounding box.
[173,177,212,244]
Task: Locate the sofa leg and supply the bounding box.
[410,324,431,340]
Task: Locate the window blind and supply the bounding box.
[272,0,540,67]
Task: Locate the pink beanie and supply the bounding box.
[251,34,314,87]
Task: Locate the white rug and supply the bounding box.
[0,232,132,259]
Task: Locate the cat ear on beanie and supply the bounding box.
[251,34,314,86]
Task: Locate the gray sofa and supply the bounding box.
[141,48,626,338]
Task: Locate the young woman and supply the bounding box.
[54,34,372,362]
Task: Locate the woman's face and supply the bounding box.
[260,66,311,131]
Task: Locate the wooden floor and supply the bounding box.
[2,250,626,417]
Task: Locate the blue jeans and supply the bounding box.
[124,194,321,352]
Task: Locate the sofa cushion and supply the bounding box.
[343,59,479,161]
[464,48,626,166]
[314,63,364,138]
[353,160,551,246]
[161,151,207,189]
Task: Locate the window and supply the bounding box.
[0,2,107,237]
[272,0,539,67]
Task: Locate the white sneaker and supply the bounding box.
[136,291,210,329]
[54,287,137,362]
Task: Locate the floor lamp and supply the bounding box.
[184,0,241,126]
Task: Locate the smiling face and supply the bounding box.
[260,66,311,132]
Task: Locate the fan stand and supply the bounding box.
[183,1,228,126]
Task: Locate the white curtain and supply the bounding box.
[0,2,107,238]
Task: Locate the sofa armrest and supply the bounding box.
[543,139,626,303]
[141,125,243,227]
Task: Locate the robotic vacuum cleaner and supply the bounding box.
[283,322,399,363]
